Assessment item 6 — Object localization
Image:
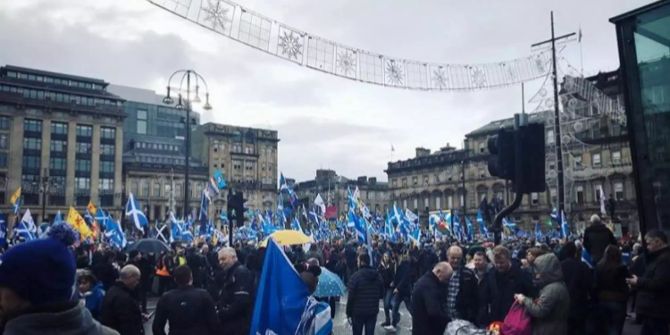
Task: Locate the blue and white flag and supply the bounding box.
[409,225,421,245]
[291,217,303,234]
[560,211,570,239]
[349,209,367,244]
[125,192,148,233]
[250,238,311,335]
[53,211,65,225]
[535,222,544,241]
[213,169,228,190]
[581,248,594,268]
[279,173,290,192]
[198,190,209,226]
[0,214,7,248]
[477,210,489,237]
[107,216,128,249]
[15,209,36,241]
[465,216,474,242]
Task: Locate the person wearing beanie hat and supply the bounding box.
[0,223,118,335]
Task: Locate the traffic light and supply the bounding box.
[233,191,247,227]
[487,123,546,193]
[487,128,515,180]
[516,123,546,193]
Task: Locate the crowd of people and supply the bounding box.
[0,214,668,335]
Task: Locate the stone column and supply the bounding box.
[65,120,77,206]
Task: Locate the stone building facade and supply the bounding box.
[191,123,279,213]
[387,70,638,234]
[293,169,389,217]
[0,65,125,221]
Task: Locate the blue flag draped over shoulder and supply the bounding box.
[250,238,310,335]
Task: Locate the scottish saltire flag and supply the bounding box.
[409,225,421,245]
[581,248,594,268]
[385,212,396,242]
[213,169,228,189]
[465,216,474,242]
[261,213,277,235]
[156,222,169,243]
[198,190,209,226]
[598,185,607,216]
[550,208,558,222]
[295,297,333,335]
[53,210,65,225]
[125,192,148,233]
[534,222,544,241]
[349,209,367,244]
[560,211,570,239]
[10,187,21,215]
[279,173,290,192]
[405,209,418,223]
[291,217,303,234]
[219,212,228,222]
[14,209,37,241]
[476,210,489,237]
[0,214,7,249]
[199,219,213,238]
[250,238,311,335]
[106,216,127,249]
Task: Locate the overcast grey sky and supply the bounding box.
[0,0,651,182]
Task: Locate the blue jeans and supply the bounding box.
[352,314,377,335]
[392,292,412,326]
[383,290,394,324]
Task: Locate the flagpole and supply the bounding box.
[579,26,584,77]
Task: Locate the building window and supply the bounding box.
[576,186,584,204]
[23,137,41,150]
[76,124,92,137]
[592,153,601,167]
[612,151,622,165]
[24,119,42,132]
[75,159,91,172]
[99,178,114,191]
[0,116,10,129]
[100,144,115,155]
[531,192,539,205]
[100,161,114,173]
[423,175,429,185]
[101,127,115,140]
[0,134,9,150]
[402,178,407,187]
[22,156,40,169]
[614,182,624,201]
[153,183,161,197]
[547,129,555,145]
[51,122,68,135]
[233,160,242,170]
[141,180,149,197]
[49,157,67,171]
[50,140,66,153]
[76,142,92,154]
[137,109,147,134]
[479,143,486,153]
[0,153,7,168]
[412,176,418,186]
[574,155,583,169]
[75,177,91,191]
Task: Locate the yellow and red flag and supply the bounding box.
[66,206,94,239]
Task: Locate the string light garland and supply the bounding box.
[147,0,552,91]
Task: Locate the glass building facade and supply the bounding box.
[612,1,670,234]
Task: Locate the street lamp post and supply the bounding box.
[162,70,212,218]
[40,168,49,223]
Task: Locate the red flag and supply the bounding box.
[324,206,338,220]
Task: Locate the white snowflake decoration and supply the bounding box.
[432,67,448,89]
[278,31,303,60]
[386,60,403,85]
[202,0,230,32]
[337,50,356,76]
[470,66,486,88]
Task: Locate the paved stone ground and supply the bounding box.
[143,296,643,335]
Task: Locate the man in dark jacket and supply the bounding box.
[101,265,145,335]
[128,250,152,313]
[152,265,220,335]
[626,230,670,335]
[346,253,384,335]
[411,262,453,335]
[560,241,593,335]
[216,247,254,335]
[583,214,616,264]
[477,245,533,326]
[445,246,479,323]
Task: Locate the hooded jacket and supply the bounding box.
[3,301,119,335]
[346,265,384,317]
[521,253,570,335]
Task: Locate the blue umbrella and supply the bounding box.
[314,267,346,298]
